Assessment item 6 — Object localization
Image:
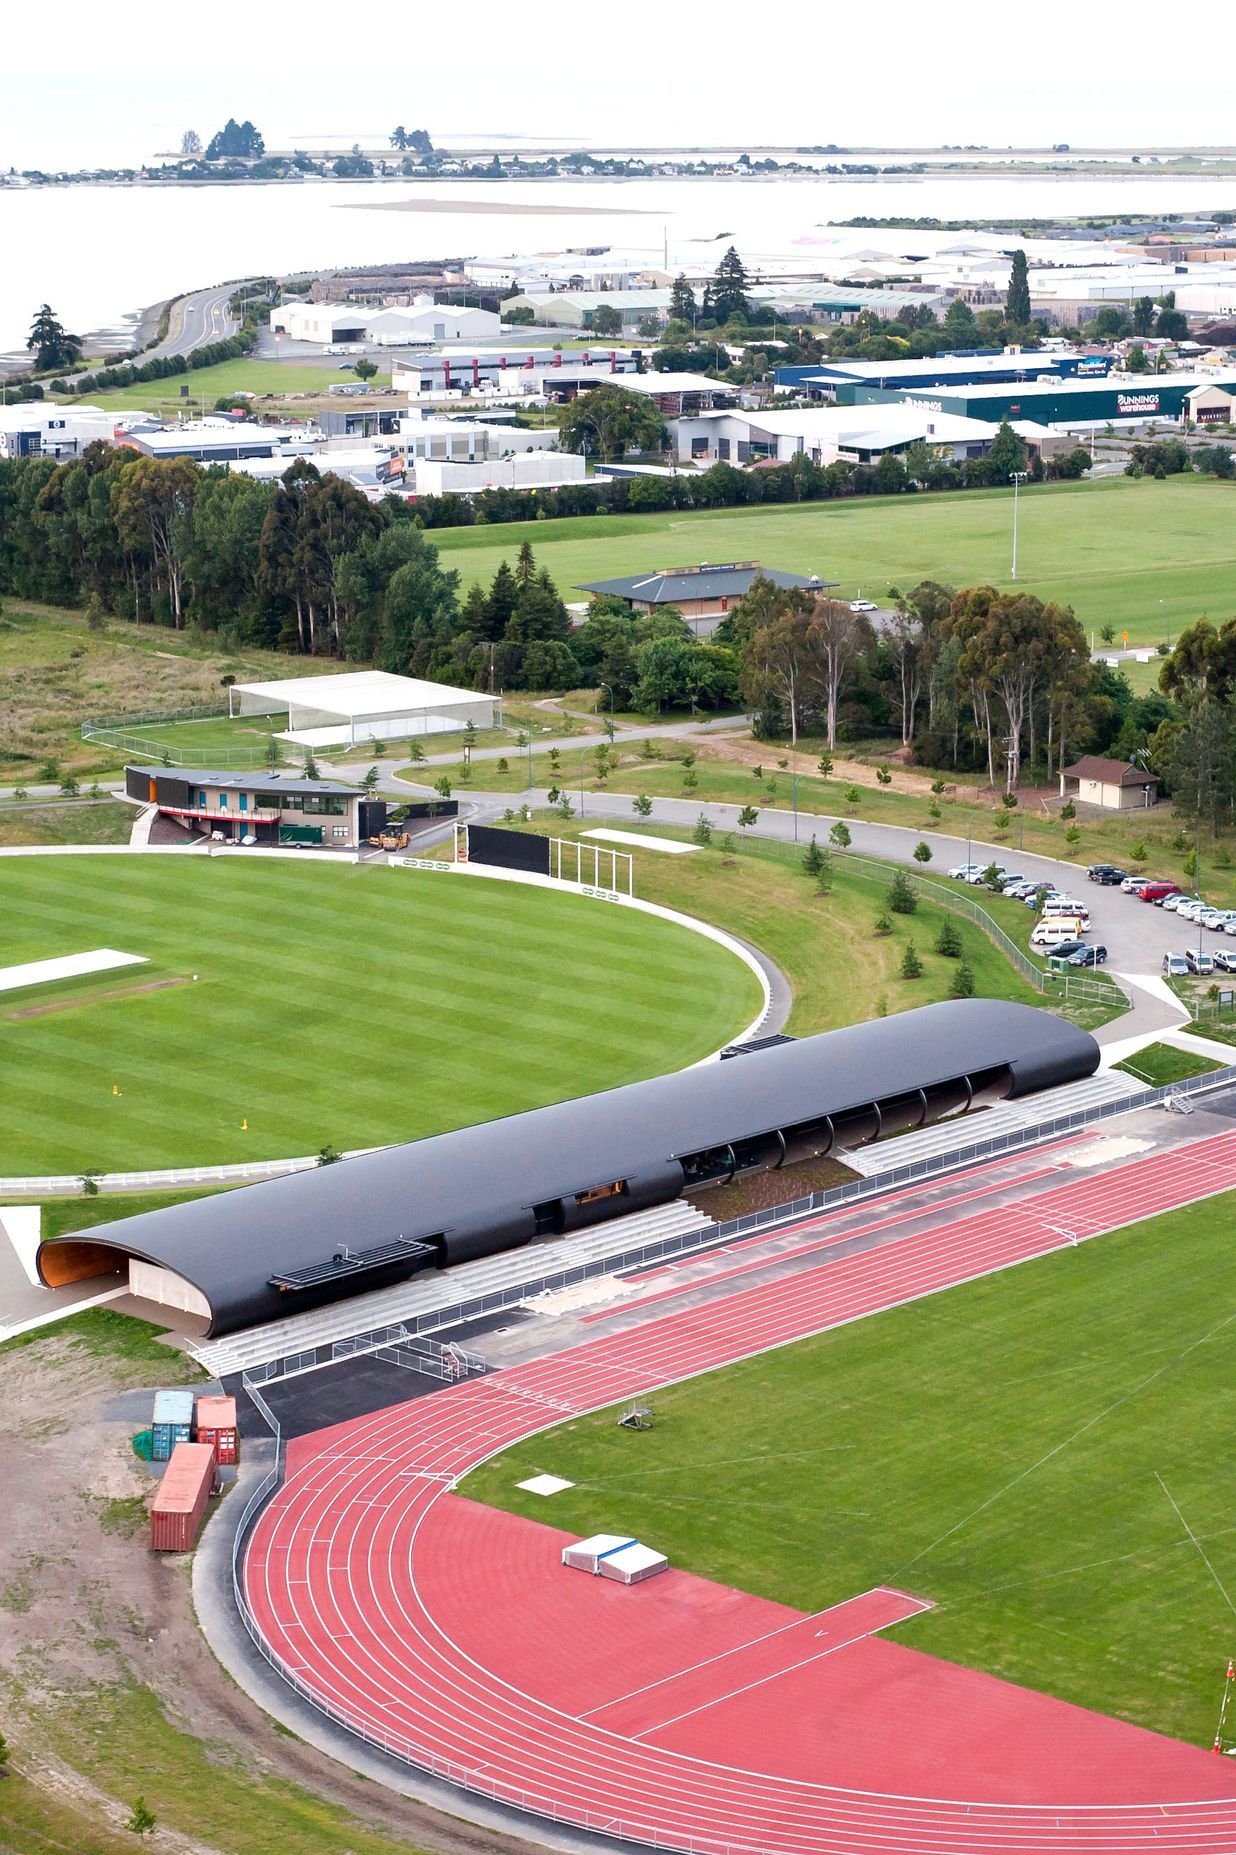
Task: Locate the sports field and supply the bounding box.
[62,357,393,412]
[463,1191,1236,1746]
[0,856,760,1174]
[431,474,1236,648]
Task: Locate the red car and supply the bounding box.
[1137,881,1179,903]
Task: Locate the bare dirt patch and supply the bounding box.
[3,977,192,1021]
[0,1331,539,1855]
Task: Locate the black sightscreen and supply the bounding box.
[468,824,550,875]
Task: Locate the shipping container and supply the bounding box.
[151,1388,195,1462]
[194,1394,239,1465]
[149,1442,216,1553]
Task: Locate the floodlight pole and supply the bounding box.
[1009,471,1027,580]
[792,767,799,842]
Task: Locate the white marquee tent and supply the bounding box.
[228,671,498,749]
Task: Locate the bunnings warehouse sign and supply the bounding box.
[1116,392,1159,415]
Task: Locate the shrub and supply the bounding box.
[1130,840,1148,863]
[874,912,893,936]
[1060,799,1077,821]
[829,819,851,850]
[950,960,976,998]
[875,764,892,786]
[802,835,825,878]
[900,942,923,979]
[692,813,713,847]
[844,784,861,808]
[632,793,652,817]
[912,840,932,864]
[817,754,833,778]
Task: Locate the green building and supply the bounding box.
[847,373,1236,425]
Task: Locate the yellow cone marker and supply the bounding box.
[241,1118,249,1131]
[112,1084,121,1097]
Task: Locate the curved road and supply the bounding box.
[142,281,244,361]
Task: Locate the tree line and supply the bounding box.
[0,444,739,706]
[726,572,1169,784]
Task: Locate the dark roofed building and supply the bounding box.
[37,1000,1098,1336]
[576,562,836,636]
[125,766,376,848]
[1059,755,1159,812]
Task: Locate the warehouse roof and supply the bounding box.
[576,562,834,604]
[35,1001,1098,1336]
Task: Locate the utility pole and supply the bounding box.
[1009,470,1027,580]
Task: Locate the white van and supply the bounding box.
[1041,905,1091,932]
[1042,895,1086,918]
[1032,919,1088,950]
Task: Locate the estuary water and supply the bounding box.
[6,169,1236,357]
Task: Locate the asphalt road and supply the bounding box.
[144,282,243,361]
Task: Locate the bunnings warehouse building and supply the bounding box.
[854,373,1236,427]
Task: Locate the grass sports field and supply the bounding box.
[0,856,760,1174]
[463,1192,1236,1746]
[431,474,1236,649]
[62,357,392,412]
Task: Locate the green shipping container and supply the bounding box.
[278,823,323,845]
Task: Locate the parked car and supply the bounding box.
[1087,865,1126,885]
[996,873,1027,889]
[1022,887,1060,907]
[1186,948,1215,976]
[1004,882,1038,899]
[1043,896,1087,917]
[1212,949,1236,974]
[1201,908,1230,929]
[948,862,984,881]
[1120,875,1146,893]
[1044,938,1087,960]
[1067,944,1109,966]
[965,866,1006,885]
[1162,953,1189,976]
[1032,920,1089,950]
[850,598,878,614]
[1138,881,1180,903]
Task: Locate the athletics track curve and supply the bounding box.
[244,1128,1236,1855]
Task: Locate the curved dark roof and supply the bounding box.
[38,1001,1097,1335]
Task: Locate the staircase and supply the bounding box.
[191,1199,714,1379]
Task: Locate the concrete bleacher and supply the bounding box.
[190,1198,715,1379]
[839,1071,1142,1177]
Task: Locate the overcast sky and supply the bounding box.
[4,2,1236,169]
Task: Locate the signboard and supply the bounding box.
[1116,393,1159,415]
[1076,357,1109,376]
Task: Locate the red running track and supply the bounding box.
[245,1127,1236,1855]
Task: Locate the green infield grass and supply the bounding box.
[429,474,1236,648]
[0,855,760,1174]
[462,1191,1236,1746]
[1113,1041,1224,1086]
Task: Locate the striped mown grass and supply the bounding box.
[0,857,760,1175]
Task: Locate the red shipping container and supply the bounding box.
[194,1394,239,1465]
[149,1442,216,1552]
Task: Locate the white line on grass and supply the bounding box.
[888,1302,1236,1583]
[1154,1472,1236,1620]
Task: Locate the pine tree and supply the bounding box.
[484,561,521,641]
[516,539,536,585]
[670,274,697,324]
[1005,249,1032,326]
[951,960,976,998]
[935,918,963,957]
[887,869,918,915]
[900,942,923,980]
[802,835,824,878]
[711,246,749,323]
[26,304,82,370]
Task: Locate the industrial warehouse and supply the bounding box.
[35,1001,1099,1335]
